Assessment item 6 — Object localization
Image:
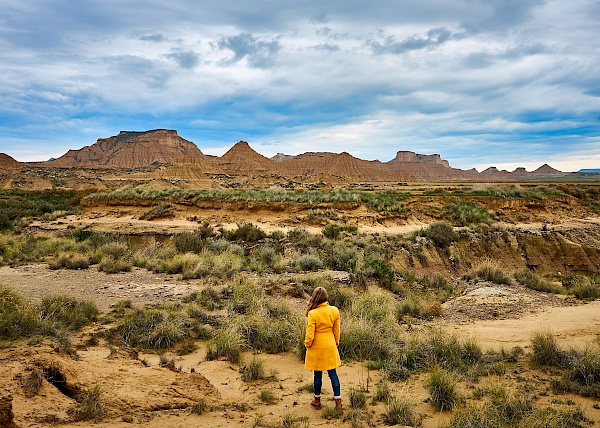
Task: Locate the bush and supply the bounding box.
[0,284,43,340]
[322,224,341,240]
[424,366,460,410]
[423,222,458,248]
[205,325,244,363]
[139,203,172,220]
[570,278,600,300]
[225,222,266,242]
[374,380,393,403]
[362,258,395,289]
[298,254,323,271]
[191,399,209,414]
[259,389,278,404]
[325,244,358,273]
[49,252,91,270]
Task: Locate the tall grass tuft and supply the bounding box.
[531,330,563,366]
[69,385,106,422]
[241,355,266,381]
[464,261,512,285]
[205,325,244,363]
[117,308,188,349]
[424,366,460,411]
[40,295,98,330]
[383,397,420,426]
[514,270,563,294]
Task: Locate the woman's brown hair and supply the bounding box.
[306,286,328,316]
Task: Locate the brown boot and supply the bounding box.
[311,396,322,409]
[335,398,343,409]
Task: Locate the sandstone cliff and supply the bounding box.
[49,129,205,168]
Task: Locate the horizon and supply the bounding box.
[0,1,598,172]
[0,129,585,173]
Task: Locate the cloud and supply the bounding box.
[216,33,281,68]
[130,32,166,43]
[165,49,199,69]
[368,27,464,54]
[0,0,598,171]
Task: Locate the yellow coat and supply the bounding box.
[304,302,341,371]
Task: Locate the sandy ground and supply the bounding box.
[2,264,600,427]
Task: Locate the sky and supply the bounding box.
[0,0,599,172]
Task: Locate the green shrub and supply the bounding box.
[423,222,458,248]
[514,270,563,294]
[570,278,600,300]
[325,244,358,273]
[191,398,209,414]
[424,366,460,410]
[519,407,591,428]
[49,252,91,270]
[322,224,341,239]
[225,222,266,242]
[0,284,42,339]
[298,254,323,271]
[362,258,395,289]
[259,389,278,404]
[349,385,368,409]
[98,257,132,273]
[442,200,491,226]
[374,380,393,403]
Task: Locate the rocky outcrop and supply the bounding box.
[388,151,450,167]
[217,141,276,173]
[481,164,564,178]
[533,164,563,175]
[49,130,205,168]
[0,394,17,428]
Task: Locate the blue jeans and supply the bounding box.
[314,369,341,398]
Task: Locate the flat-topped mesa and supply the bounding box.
[49,129,205,168]
[389,151,450,167]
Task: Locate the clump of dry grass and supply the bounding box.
[68,385,106,422]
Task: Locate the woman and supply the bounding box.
[304,286,342,410]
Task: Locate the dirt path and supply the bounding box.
[444,300,600,350]
[0,264,201,311]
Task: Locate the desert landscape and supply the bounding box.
[1,130,600,428]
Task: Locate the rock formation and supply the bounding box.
[0,153,19,170]
[0,394,16,428]
[388,151,450,168]
[49,129,205,168]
